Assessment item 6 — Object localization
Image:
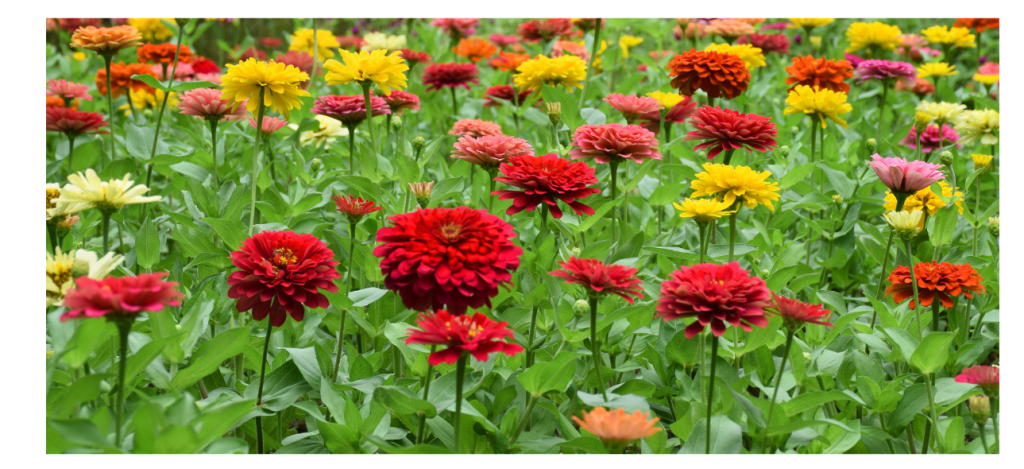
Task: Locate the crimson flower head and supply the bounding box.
[332,195,383,223]
[406,310,523,365]
[683,105,778,159]
[452,135,534,167]
[493,154,601,219]
[227,230,341,327]
[422,62,480,92]
[374,206,523,315]
[46,107,109,136]
[569,124,662,165]
[656,262,771,338]
[190,57,222,75]
[398,49,431,67]
[517,18,574,42]
[483,85,534,108]
[550,257,644,303]
[955,365,999,396]
[61,273,183,321]
[311,94,390,127]
[885,261,985,310]
[769,293,833,330]
[604,93,663,124]
[380,90,420,114]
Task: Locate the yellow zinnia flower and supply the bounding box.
[917,62,957,79]
[916,101,965,125]
[921,25,976,49]
[673,198,736,223]
[362,32,407,52]
[645,91,685,109]
[323,49,409,96]
[53,169,162,212]
[971,154,994,172]
[956,110,999,146]
[619,35,644,59]
[844,21,902,53]
[690,163,781,211]
[119,88,177,116]
[127,18,174,42]
[221,58,310,119]
[46,247,123,307]
[290,115,349,148]
[974,73,999,86]
[883,180,963,216]
[783,85,852,129]
[514,55,588,92]
[788,18,834,30]
[704,43,765,70]
[289,28,341,60]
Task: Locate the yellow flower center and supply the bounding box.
[46,188,60,210]
[47,264,72,300]
[272,247,298,268]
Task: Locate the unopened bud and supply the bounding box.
[832,194,843,204]
[546,102,561,126]
[46,349,54,360]
[391,115,403,130]
[175,18,191,27]
[988,217,999,237]
[696,150,708,159]
[411,136,426,152]
[57,214,79,230]
[761,269,770,277]
[803,352,811,360]
[866,138,877,153]
[790,126,800,135]
[573,299,590,318]
[939,150,953,166]
[571,247,582,257]
[310,158,322,172]
[409,181,434,208]
[779,145,790,157]
[969,395,991,424]
[915,112,934,134]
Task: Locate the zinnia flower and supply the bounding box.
[126,18,173,42]
[885,210,925,240]
[493,153,601,218]
[845,21,902,53]
[46,184,90,221]
[274,50,315,75]
[917,62,957,79]
[95,62,157,98]
[483,85,533,108]
[251,116,288,134]
[783,85,852,129]
[883,181,963,216]
[916,101,966,125]
[514,55,588,92]
[178,88,248,122]
[46,248,123,307]
[323,49,409,96]
[899,124,960,154]
[619,35,644,59]
[683,106,778,159]
[667,49,750,100]
[955,365,999,396]
[374,206,523,314]
[672,198,735,223]
[490,34,520,47]
[489,51,532,72]
[449,119,503,137]
[46,79,92,107]
[690,163,781,210]
[406,310,523,365]
[452,135,534,167]
[380,90,420,114]
[137,42,192,65]
[332,195,382,223]
[432,18,479,39]
[54,18,103,31]
[853,59,917,87]
[953,19,999,34]
[220,58,310,119]
[956,109,999,146]
[704,43,765,70]
[656,262,772,338]
[636,92,697,134]
[46,107,109,135]
[190,57,221,74]
[604,94,662,124]
[869,154,945,194]
[54,169,161,212]
[398,49,431,67]
[788,18,834,30]
[737,33,790,55]
[550,257,643,303]
[785,55,854,93]
[422,62,480,92]
[573,407,661,452]
[453,37,498,63]
[706,19,755,39]
[921,25,976,49]
[362,32,407,52]
[227,230,341,326]
[517,19,574,43]
[569,124,662,165]
[972,154,994,172]
[289,28,341,59]
[311,94,390,127]
[769,293,833,329]
[70,25,143,55]
[292,115,348,148]
[60,272,181,323]
[886,261,985,309]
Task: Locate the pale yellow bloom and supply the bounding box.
[917,62,957,79]
[704,43,766,70]
[619,35,644,59]
[885,210,924,240]
[956,110,999,146]
[645,91,685,109]
[914,111,935,133]
[690,163,781,211]
[53,169,162,212]
[916,101,965,125]
[921,25,976,48]
[810,36,822,48]
[362,32,407,52]
[290,28,341,60]
[783,85,852,129]
[789,18,834,29]
[324,49,409,96]
[47,184,89,221]
[672,198,735,223]
[46,248,123,307]
[845,21,902,53]
[291,115,349,148]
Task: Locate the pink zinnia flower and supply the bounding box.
[637,96,698,134]
[274,50,314,74]
[311,94,390,127]
[178,88,248,121]
[683,106,778,159]
[955,365,999,396]
[61,273,183,321]
[452,135,534,167]
[853,59,917,87]
[46,79,92,104]
[760,22,789,31]
[489,34,520,47]
[604,93,663,124]
[196,73,222,85]
[978,62,999,76]
[432,18,479,39]
[151,62,194,82]
[656,262,771,338]
[569,124,662,164]
[46,107,109,135]
[737,33,790,54]
[900,125,961,154]
[250,116,288,135]
[380,90,420,114]
[844,53,866,68]
[449,118,503,137]
[868,154,945,193]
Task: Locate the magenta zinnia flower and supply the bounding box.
[46,79,92,105]
[489,34,520,47]
[853,59,917,87]
[380,90,420,114]
[899,125,961,154]
[868,153,945,193]
[955,365,999,396]
[311,95,390,127]
[683,106,778,159]
[178,88,248,121]
[569,124,662,164]
[432,18,479,39]
[250,116,288,135]
[656,262,771,338]
[452,135,534,167]
[450,118,503,137]
[604,93,663,124]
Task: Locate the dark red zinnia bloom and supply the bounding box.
[493,153,601,219]
[683,105,779,159]
[517,18,575,43]
[550,257,644,303]
[737,33,790,54]
[885,261,985,310]
[955,365,999,395]
[656,262,771,338]
[374,206,523,315]
[46,107,109,135]
[380,90,420,114]
[227,230,341,327]
[422,62,480,92]
[189,57,222,75]
[406,310,524,365]
[769,293,833,329]
[311,94,391,127]
[399,49,431,67]
[636,96,698,134]
[332,195,383,223]
[483,85,534,108]
[61,273,183,321]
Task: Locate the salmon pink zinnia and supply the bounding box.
[60,273,183,321]
[452,135,534,167]
[569,124,662,164]
[178,88,249,121]
[604,93,663,124]
[450,119,503,137]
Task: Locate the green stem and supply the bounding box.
[609,161,619,244]
[101,211,112,253]
[248,88,266,236]
[415,345,437,445]
[47,222,59,254]
[113,320,131,446]
[348,223,358,291]
[877,81,888,143]
[66,133,76,176]
[868,227,897,335]
[347,125,357,174]
[450,86,459,118]
[333,310,346,381]
[973,172,982,256]
[979,419,990,454]
[762,329,794,453]
[209,120,219,186]
[706,334,719,454]
[527,306,538,367]
[932,299,941,332]
[905,238,924,338]
[923,375,943,453]
[255,322,274,454]
[578,19,602,109]
[103,55,115,167]
[362,82,377,156]
[698,222,708,264]
[727,212,737,262]
[453,354,468,453]
[589,297,608,400]
[509,393,539,446]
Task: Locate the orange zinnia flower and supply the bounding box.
[70,25,142,55]
[453,37,498,63]
[785,55,854,93]
[489,51,531,72]
[573,407,661,452]
[885,261,985,310]
[953,18,999,33]
[95,62,158,98]
[668,49,750,100]
[137,42,193,65]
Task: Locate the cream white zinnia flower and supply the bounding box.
[885,210,924,240]
[46,183,90,221]
[361,32,407,51]
[915,101,966,125]
[53,169,161,212]
[291,115,349,148]
[46,248,123,306]
[955,109,999,146]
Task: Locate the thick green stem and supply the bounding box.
[923,375,943,453]
[905,238,924,337]
[362,82,377,156]
[113,320,131,446]
[727,211,737,262]
[347,125,357,174]
[706,334,719,454]
[209,120,219,186]
[578,19,602,109]
[332,309,347,381]
[931,299,941,332]
[255,322,274,454]
[101,211,112,253]
[698,222,709,264]
[450,86,459,118]
[453,354,468,453]
[527,306,539,367]
[979,419,990,454]
[66,133,76,176]
[589,297,608,400]
[415,345,437,445]
[609,161,619,244]
[103,55,115,167]
[762,328,794,453]
[248,88,266,236]
[509,393,539,446]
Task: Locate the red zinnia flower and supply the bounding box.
[432,18,479,40]
[769,293,833,329]
[189,57,222,75]
[450,119,503,137]
[260,37,283,49]
[885,261,985,310]
[683,105,779,159]
[517,18,574,43]
[406,310,523,365]
[656,262,771,338]
[636,97,698,135]
[493,153,601,219]
[61,273,183,321]
[668,49,750,100]
[227,230,341,327]
[46,107,109,135]
[95,62,157,98]
[953,18,999,33]
[955,365,999,395]
[785,55,854,94]
[737,33,790,55]
[311,94,390,127]
[380,90,420,114]
[422,62,480,92]
[452,135,534,167]
[374,206,523,315]
[550,257,644,303]
[332,195,383,223]
[569,124,662,165]
[137,42,193,65]
[398,49,431,67]
[483,85,534,108]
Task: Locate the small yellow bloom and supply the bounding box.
[673,198,736,223]
[289,28,341,60]
[921,25,976,49]
[788,18,834,30]
[917,62,957,79]
[46,247,123,307]
[514,55,588,92]
[619,35,644,59]
[221,58,310,119]
[73,51,87,61]
[645,91,685,109]
[971,154,994,172]
[845,21,902,53]
[323,49,409,96]
[290,115,348,148]
[53,169,162,213]
[957,110,999,146]
[690,163,781,211]
[362,32,407,52]
[885,210,924,240]
[704,43,765,70]
[127,18,174,42]
[783,85,852,129]
[974,73,1000,85]
[119,88,177,116]
[884,181,963,216]
[914,111,935,133]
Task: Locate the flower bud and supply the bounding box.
[571,247,581,257]
[47,349,54,360]
[969,395,991,424]
[761,269,770,276]
[789,126,800,135]
[391,115,403,130]
[779,145,790,157]
[411,136,426,152]
[939,150,953,166]
[810,36,822,47]
[866,138,877,153]
[988,216,999,237]
[971,153,994,172]
[546,102,562,126]
[803,352,811,360]
[832,194,843,204]
[696,150,708,159]
[57,214,79,230]
[409,182,434,208]
[573,299,590,318]
[175,18,191,27]
[915,112,934,134]
[310,158,322,173]
[885,210,924,241]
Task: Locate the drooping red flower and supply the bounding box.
[398,49,431,67]
[422,62,480,92]
[668,49,751,100]
[61,273,183,321]
[332,195,383,223]
[189,57,222,75]
[452,135,534,167]
[483,85,534,108]
[683,105,779,159]
[604,93,663,124]
[137,42,193,65]
[769,293,833,329]
[406,310,523,365]
[95,62,158,98]
[637,96,698,134]
[517,18,575,43]
[656,262,772,338]
[569,124,662,165]
[46,107,109,135]
[380,90,420,114]
[737,33,790,54]
[227,231,341,327]
[785,55,854,93]
[450,118,503,137]
[494,154,601,219]
[550,257,644,303]
[374,206,523,315]
[885,261,985,310]
[955,365,999,395]
[311,94,390,127]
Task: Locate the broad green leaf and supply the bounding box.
[171,327,248,388]
[909,332,954,375]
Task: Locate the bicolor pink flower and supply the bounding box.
[250,116,288,135]
[868,154,945,193]
[46,79,92,103]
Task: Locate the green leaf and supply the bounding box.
[201,217,248,252]
[780,163,816,189]
[171,327,248,389]
[928,206,959,247]
[518,352,580,396]
[680,415,742,454]
[135,218,161,269]
[243,360,312,412]
[131,74,169,92]
[428,177,464,206]
[349,288,388,307]
[909,332,954,375]
[170,80,217,92]
[374,386,437,418]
